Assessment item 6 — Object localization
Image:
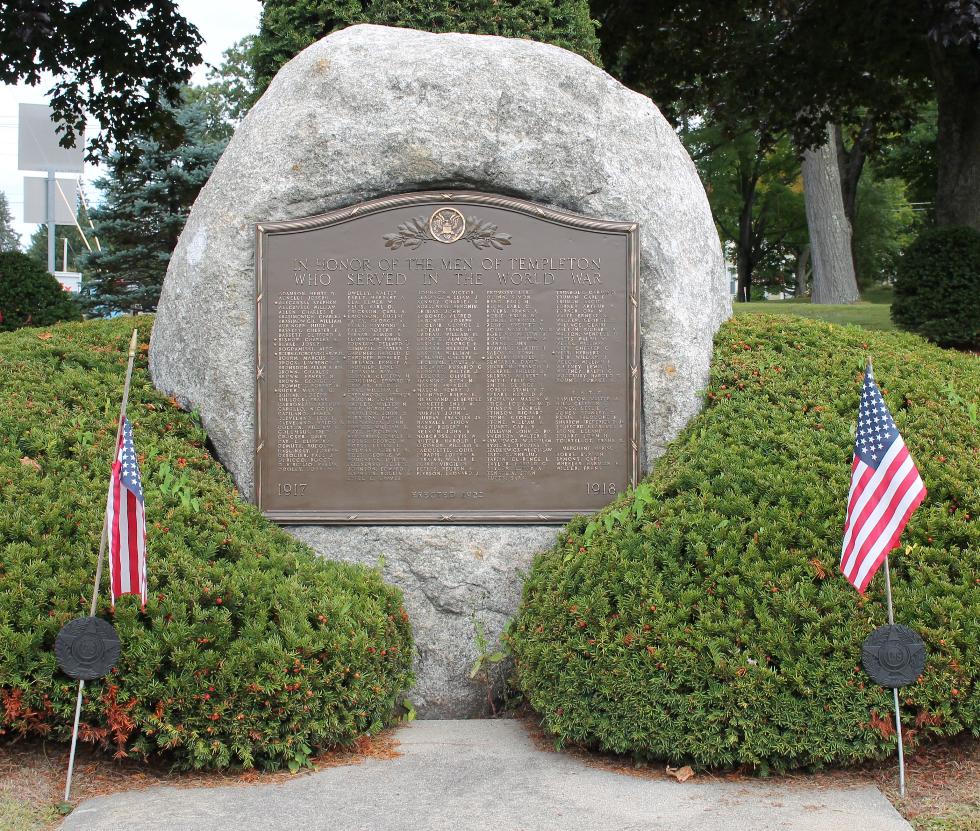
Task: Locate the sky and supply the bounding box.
[0,0,262,249]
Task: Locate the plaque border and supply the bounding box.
[255,191,641,524]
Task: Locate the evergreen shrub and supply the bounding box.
[509,315,979,772]
[891,226,980,349]
[252,0,601,92]
[0,251,80,332]
[0,317,413,770]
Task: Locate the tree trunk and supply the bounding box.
[802,124,860,304]
[736,253,752,303]
[930,42,980,231]
[734,170,759,303]
[834,118,873,277]
[834,118,873,230]
[795,244,811,297]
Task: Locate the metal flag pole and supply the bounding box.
[883,555,907,798]
[46,170,57,275]
[862,356,911,799]
[64,329,140,803]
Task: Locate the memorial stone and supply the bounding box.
[150,24,730,716]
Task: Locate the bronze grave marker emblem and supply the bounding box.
[55,616,121,680]
[255,191,640,523]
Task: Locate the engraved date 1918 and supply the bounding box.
[587,482,617,495]
[278,482,308,496]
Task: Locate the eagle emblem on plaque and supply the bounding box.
[429,207,466,243]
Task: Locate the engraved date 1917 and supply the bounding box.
[587,482,617,495]
[278,482,308,496]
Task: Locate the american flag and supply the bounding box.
[106,418,147,605]
[840,363,926,593]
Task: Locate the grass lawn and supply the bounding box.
[734,285,896,332]
[0,797,56,831]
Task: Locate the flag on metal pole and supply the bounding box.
[840,361,926,592]
[106,417,147,606]
[62,329,141,804]
[842,359,927,799]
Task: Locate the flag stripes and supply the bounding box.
[106,418,147,605]
[839,364,925,593]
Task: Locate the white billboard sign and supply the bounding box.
[23,176,79,224]
[17,104,85,173]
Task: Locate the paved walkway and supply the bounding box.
[60,720,912,831]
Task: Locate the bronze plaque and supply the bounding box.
[256,192,639,523]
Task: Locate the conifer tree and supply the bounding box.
[0,192,18,252]
[80,96,227,316]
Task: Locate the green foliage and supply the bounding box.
[0,4,203,164]
[27,217,89,275]
[184,37,260,140]
[469,619,508,681]
[853,172,918,286]
[252,0,600,92]
[510,315,979,771]
[79,95,228,316]
[0,251,80,331]
[469,619,510,715]
[892,227,980,349]
[593,2,979,230]
[0,192,18,253]
[684,125,806,296]
[876,101,938,218]
[593,1,932,156]
[0,317,413,770]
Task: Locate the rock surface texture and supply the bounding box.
[150,24,729,717]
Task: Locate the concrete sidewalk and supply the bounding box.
[60,720,912,831]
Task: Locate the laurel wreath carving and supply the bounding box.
[383,216,512,250]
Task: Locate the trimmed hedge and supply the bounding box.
[0,251,80,332]
[891,226,980,349]
[0,317,413,770]
[510,315,979,772]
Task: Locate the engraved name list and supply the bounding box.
[256,192,639,523]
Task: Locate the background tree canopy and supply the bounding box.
[79,94,229,316]
[25,0,968,316]
[66,38,256,315]
[252,0,601,93]
[592,0,978,231]
[589,0,973,303]
[0,1,204,163]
